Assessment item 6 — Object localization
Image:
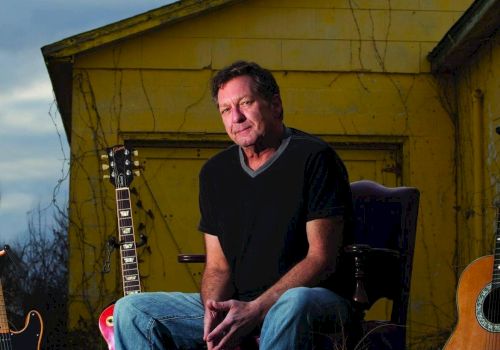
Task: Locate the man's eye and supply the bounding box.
[220,107,229,114]
[241,100,252,106]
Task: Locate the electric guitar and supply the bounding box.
[98,145,142,350]
[444,204,500,349]
[0,249,44,349]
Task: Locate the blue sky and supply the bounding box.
[0,0,176,243]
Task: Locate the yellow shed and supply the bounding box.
[42,0,478,348]
[429,0,500,346]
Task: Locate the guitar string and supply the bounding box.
[495,215,500,349]
[491,287,497,349]
[0,281,12,350]
[118,189,133,293]
[116,188,141,295]
[497,215,500,350]
[488,216,500,349]
[489,271,496,348]
[0,332,13,350]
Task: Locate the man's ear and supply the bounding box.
[271,94,283,120]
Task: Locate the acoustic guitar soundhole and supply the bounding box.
[483,287,500,323]
[476,283,500,332]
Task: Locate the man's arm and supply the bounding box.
[254,216,344,314]
[201,233,233,303]
[201,233,234,349]
[205,216,344,350]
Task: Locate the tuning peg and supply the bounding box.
[134,161,140,167]
[133,150,139,157]
[103,175,110,179]
[101,164,110,171]
[101,154,109,160]
[134,170,140,177]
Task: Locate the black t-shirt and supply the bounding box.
[198,128,352,301]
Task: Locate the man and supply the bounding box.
[114,61,353,350]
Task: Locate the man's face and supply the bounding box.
[217,75,282,148]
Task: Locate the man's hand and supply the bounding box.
[204,299,262,350]
[203,300,226,350]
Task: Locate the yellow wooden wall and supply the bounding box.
[449,31,500,292]
[63,0,474,348]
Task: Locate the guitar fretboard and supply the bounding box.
[116,188,142,296]
[494,209,500,288]
[0,280,11,336]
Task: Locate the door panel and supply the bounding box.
[128,139,401,322]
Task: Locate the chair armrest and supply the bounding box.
[177,254,206,263]
[343,244,400,309]
[344,244,400,258]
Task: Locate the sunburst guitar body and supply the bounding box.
[444,255,500,349]
[4,310,44,350]
[98,304,115,350]
[0,248,44,349]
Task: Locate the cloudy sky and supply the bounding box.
[0,0,176,244]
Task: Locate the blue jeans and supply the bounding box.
[113,287,352,350]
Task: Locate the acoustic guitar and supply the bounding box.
[0,249,44,349]
[444,205,500,349]
[98,145,142,350]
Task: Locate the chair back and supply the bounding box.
[348,180,419,347]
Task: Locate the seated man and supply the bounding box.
[114,60,354,350]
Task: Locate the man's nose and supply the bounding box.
[231,106,245,123]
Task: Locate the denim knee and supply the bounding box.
[280,286,315,302]
[272,287,316,316]
[267,287,351,326]
[114,293,146,318]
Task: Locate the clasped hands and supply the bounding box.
[203,299,263,350]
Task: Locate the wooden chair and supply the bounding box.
[340,180,420,349]
[178,180,420,350]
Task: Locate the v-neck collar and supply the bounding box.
[239,127,292,178]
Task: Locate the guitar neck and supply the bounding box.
[0,280,10,334]
[494,207,500,287]
[116,187,142,296]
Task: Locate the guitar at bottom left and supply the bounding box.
[0,249,44,350]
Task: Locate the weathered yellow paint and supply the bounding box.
[101,142,402,294]
[43,0,242,58]
[428,4,500,346]
[471,90,486,261]
[448,31,500,270]
[73,1,470,74]
[42,0,479,348]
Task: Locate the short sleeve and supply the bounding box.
[305,147,351,221]
[198,164,218,235]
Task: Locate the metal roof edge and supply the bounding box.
[428,0,500,73]
[41,0,243,142]
[41,0,242,59]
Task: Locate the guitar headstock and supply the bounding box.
[101,145,140,188]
